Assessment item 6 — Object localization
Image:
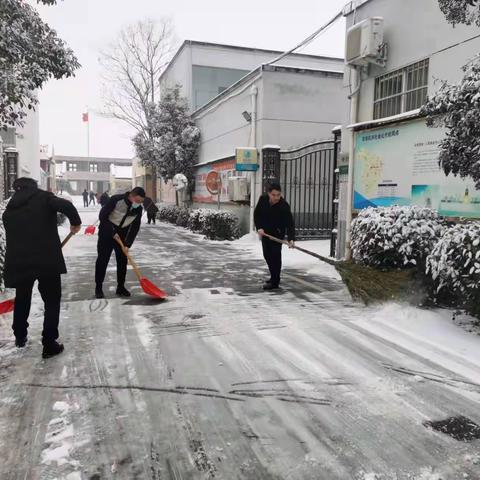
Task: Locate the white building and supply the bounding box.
[110,165,133,195]
[337,0,480,258]
[161,41,347,233]
[160,40,344,111]
[0,107,40,198]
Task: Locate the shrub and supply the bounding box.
[175,208,190,227]
[187,209,208,232]
[200,210,241,241]
[426,222,480,314]
[157,205,181,224]
[351,206,445,269]
[57,212,66,226]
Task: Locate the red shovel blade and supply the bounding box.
[0,298,15,315]
[84,225,96,235]
[140,278,167,299]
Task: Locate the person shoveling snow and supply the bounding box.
[254,182,295,291]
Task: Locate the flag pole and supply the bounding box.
[86,106,90,159]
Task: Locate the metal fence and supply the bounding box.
[263,139,339,240]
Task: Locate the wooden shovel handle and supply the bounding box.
[113,234,142,282]
[61,232,74,248]
[262,232,335,266]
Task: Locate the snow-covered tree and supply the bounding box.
[421,56,480,188]
[438,0,480,26]
[0,0,79,128]
[133,86,200,184]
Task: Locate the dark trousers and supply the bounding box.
[13,275,62,345]
[95,231,128,288]
[83,198,88,207]
[89,198,95,206]
[262,238,282,286]
[147,212,156,224]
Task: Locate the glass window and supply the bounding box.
[67,163,77,172]
[89,163,98,173]
[374,59,429,120]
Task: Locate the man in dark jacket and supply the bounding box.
[143,196,159,224]
[89,191,96,206]
[254,182,295,290]
[82,189,89,208]
[94,187,146,299]
[2,177,82,358]
[99,191,110,207]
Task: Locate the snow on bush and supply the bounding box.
[199,210,241,241]
[426,222,480,303]
[351,206,445,269]
[157,205,240,240]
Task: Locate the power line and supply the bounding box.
[266,9,345,66]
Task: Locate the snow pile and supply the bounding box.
[427,222,480,314]
[158,205,241,241]
[351,206,444,269]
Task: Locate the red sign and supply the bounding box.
[206,171,221,195]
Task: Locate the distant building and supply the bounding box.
[110,164,133,194]
[53,155,132,195]
[39,145,56,192]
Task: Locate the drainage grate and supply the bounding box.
[424,416,480,442]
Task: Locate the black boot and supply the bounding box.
[15,337,27,348]
[263,283,280,291]
[95,286,105,299]
[116,286,131,297]
[42,341,64,359]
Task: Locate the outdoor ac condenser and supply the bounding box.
[228,177,249,202]
[346,17,384,66]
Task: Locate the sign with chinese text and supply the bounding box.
[354,120,480,218]
[235,148,258,172]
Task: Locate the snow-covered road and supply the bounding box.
[1,206,480,479]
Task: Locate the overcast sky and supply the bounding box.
[34,0,347,159]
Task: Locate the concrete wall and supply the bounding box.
[261,68,348,149]
[345,0,480,123]
[160,46,192,101]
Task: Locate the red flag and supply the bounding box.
[82,112,89,122]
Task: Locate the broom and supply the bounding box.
[262,233,417,305]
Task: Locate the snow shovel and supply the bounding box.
[84,219,99,235]
[0,232,76,315]
[113,234,167,300]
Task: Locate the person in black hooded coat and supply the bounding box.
[2,178,82,358]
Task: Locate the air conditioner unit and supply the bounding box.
[346,17,385,67]
[228,177,249,202]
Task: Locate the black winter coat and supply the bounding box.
[143,197,159,215]
[2,187,82,287]
[254,195,295,242]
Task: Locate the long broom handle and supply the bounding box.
[61,232,74,248]
[262,233,336,266]
[113,234,143,282]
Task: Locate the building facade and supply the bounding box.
[160,41,347,233]
[54,155,132,195]
[160,40,344,111]
[337,0,480,258]
[0,107,40,199]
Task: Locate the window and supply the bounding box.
[374,59,429,120]
[67,163,77,172]
[89,163,98,173]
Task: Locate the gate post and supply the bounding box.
[261,146,281,192]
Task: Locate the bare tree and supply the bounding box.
[99,18,175,141]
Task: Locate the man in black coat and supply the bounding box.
[2,177,82,358]
[94,187,146,299]
[82,189,89,208]
[143,196,159,224]
[254,182,295,290]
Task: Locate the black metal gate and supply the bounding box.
[262,139,339,240]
